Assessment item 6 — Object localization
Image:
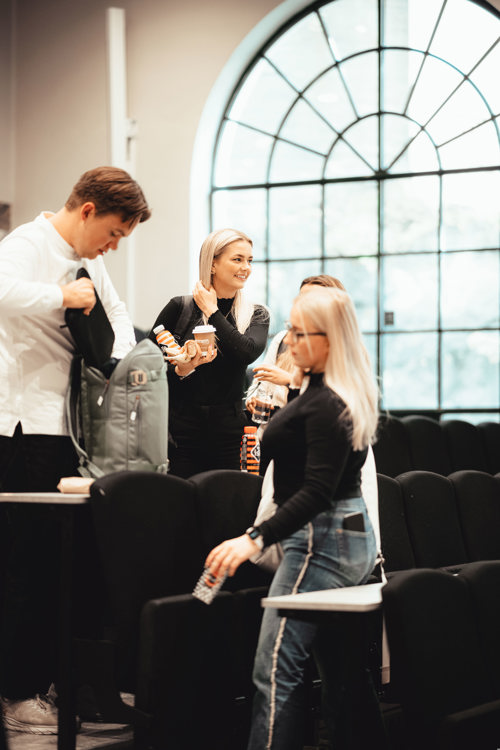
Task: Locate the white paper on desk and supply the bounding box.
[57,476,95,494]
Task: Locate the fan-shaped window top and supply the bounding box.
[210,0,500,419]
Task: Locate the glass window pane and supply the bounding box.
[426,82,492,145]
[382,254,438,330]
[268,259,322,334]
[381,50,424,114]
[381,114,420,171]
[381,332,438,409]
[470,41,500,116]
[438,122,500,171]
[342,116,379,172]
[444,413,500,425]
[280,99,335,154]
[211,189,267,260]
[441,172,500,251]
[442,331,499,409]
[214,122,274,186]
[304,68,356,133]
[388,130,439,174]
[325,137,374,178]
[228,59,296,133]
[269,186,322,259]
[244,260,267,309]
[429,0,500,74]
[325,256,378,331]
[382,0,443,50]
[325,181,378,256]
[266,13,333,91]
[382,176,439,253]
[320,0,378,61]
[441,251,499,329]
[338,52,379,116]
[362,332,378,377]
[407,56,462,125]
[270,141,325,183]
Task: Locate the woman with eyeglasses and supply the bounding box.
[245,275,345,430]
[206,286,379,750]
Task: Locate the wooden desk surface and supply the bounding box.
[0,492,89,505]
[262,582,384,613]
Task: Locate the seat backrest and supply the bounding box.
[189,469,270,590]
[476,421,500,474]
[382,568,494,727]
[89,470,203,682]
[372,415,413,478]
[449,470,500,561]
[377,474,415,573]
[401,415,452,475]
[396,471,467,569]
[459,560,500,698]
[441,420,488,473]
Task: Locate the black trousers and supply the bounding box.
[0,423,79,699]
[168,403,250,478]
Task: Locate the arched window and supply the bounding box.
[210,0,500,420]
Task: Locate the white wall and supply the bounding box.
[6,0,283,330]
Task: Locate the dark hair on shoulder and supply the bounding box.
[65,166,151,225]
[300,274,345,291]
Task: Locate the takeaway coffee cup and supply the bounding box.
[192,324,216,356]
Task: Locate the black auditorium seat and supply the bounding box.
[401,415,452,476]
[441,419,488,473]
[383,567,500,750]
[449,470,500,562]
[395,471,467,572]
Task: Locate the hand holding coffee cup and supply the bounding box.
[192,324,216,358]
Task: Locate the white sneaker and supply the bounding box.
[1,693,58,734]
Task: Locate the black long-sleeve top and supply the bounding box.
[149,296,269,408]
[258,373,367,546]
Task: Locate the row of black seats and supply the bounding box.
[383,562,500,750]
[377,469,500,749]
[76,469,270,750]
[378,469,500,575]
[373,416,500,478]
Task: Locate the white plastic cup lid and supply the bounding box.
[192,325,216,334]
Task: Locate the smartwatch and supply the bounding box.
[246,526,264,550]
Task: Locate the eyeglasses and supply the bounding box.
[285,322,327,344]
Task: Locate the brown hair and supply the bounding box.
[299,274,345,291]
[65,166,151,225]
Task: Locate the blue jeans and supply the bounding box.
[247,497,377,750]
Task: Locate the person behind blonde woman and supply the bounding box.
[149,228,269,478]
[206,286,380,750]
[246,275,345,424]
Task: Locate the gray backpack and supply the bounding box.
[66,338,169,478]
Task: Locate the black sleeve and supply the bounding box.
[208,305,270,365]
[257,397,352,546]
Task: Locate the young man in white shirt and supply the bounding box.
[0,166,151,734]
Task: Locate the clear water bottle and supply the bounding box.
[252,383,274,425]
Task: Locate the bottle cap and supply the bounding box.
[153,325,165,334]
[244,426,257,433]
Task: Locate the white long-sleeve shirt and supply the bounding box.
[0,212,136,436]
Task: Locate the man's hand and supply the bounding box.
[60,278,96,316]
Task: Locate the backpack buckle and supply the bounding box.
[130,369,148,386]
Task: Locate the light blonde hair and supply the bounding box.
[198,228,256,333]
[292,287,379,451]
[277,274,346,373]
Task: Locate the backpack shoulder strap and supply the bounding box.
[175,294,200,343]
[65,356,104,479]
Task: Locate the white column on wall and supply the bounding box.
[106,6,137,321]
